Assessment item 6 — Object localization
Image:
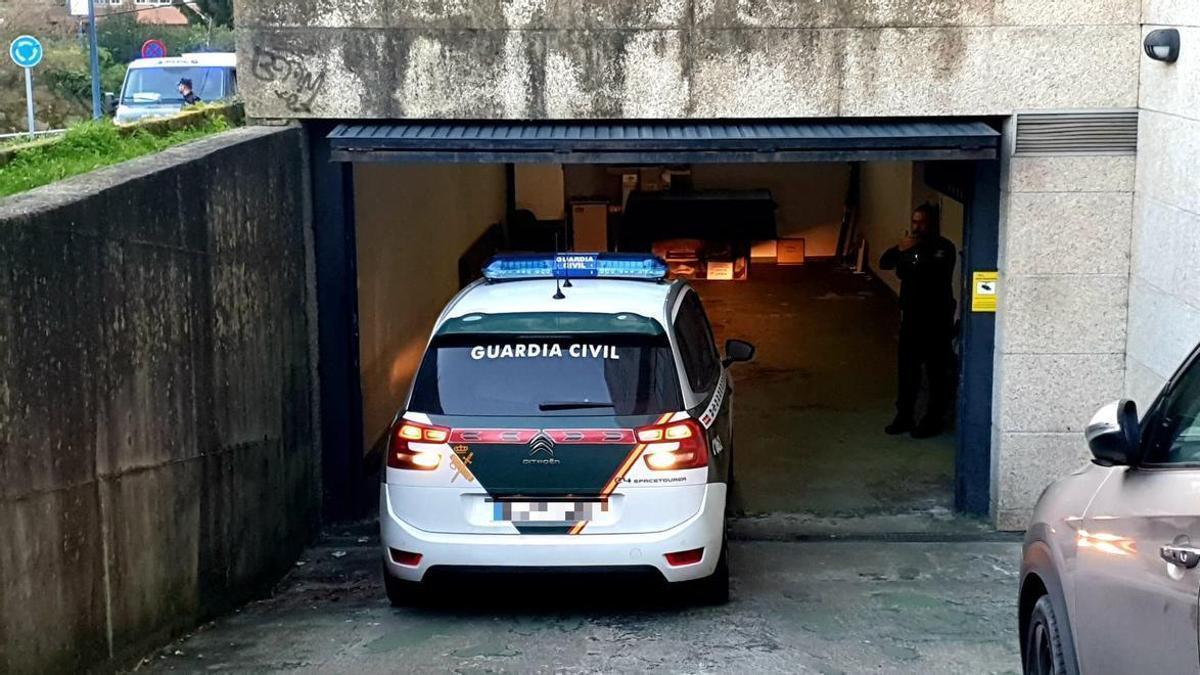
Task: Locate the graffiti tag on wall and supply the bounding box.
[250,46,327,113]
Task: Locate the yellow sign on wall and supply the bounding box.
[972,271,999,313]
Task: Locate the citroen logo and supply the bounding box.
[524,433,560,465]
[528,433,555,457]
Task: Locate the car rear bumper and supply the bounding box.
[380,483,727,583]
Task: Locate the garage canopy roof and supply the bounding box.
[327,119,1000,164]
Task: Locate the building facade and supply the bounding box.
[233,0,1197,529]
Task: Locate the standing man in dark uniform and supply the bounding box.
[880,204,958,438]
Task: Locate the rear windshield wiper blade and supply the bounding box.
[538,401,615,411]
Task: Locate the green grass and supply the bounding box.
[0,117,230,198]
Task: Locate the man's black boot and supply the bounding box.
[885,416,912,435]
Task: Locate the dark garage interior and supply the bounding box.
[511,161,964,517]
[314,120,1000,522]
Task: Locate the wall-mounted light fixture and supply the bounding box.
[1144,28,1181,63]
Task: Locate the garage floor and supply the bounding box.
[137,527,1021,673]
[694,262,955,518]
[133,263,1005,674]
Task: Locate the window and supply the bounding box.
[674,292,721,393]
[121,66,226,104]
[1142,355,1200,465]
[409,334,684,417]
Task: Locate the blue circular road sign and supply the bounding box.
[10,35,44,69]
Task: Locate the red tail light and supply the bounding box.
[664,547,705,567]
[389,549,423,567]
[635,418,708,471]
[388,420,450,470]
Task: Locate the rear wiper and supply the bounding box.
[538,401,615,411]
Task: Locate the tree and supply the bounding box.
[97,14,234,62]
[180,0,234,29]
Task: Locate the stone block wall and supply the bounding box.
[1126,2,1200,405]
[0,126,319,672]
[992,152,1136,528]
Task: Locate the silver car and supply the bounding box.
[1021,344,1200,674]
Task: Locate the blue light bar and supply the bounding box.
[483,253,668,282]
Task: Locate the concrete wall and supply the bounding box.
[515,164,565,220]
[858,162,915,294]
[234,0,1140,120]
[1126,3,1200,405]
[992,147,1136,528]
[563,165,615,204]
[354,163,507,450]
[0,126,319,672]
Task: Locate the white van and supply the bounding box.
[112,52,237,125]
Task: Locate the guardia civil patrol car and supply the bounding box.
[380,253,755,604]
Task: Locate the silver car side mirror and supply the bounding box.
[1085,399,1141,466]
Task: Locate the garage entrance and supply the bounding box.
[311,119,1002,523]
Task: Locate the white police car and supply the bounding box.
[380,253,755,604]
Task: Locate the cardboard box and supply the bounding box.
[751,240,778,261]
[707,261,734,280]
[571,202,609,251]
[705,256,748,281]
[666,260,706,280]
[778,238,806,265]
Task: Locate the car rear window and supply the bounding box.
[409,333,684,417]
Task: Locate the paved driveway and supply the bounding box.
[138,530,1021,674]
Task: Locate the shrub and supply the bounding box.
[0,114,233,197]
[42,43,126,103]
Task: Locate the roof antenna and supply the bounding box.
[553,233,567,300]
[561,222,573,288]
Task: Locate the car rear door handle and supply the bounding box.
[1160,544,1200,569]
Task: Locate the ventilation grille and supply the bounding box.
[1014,110,1139,156]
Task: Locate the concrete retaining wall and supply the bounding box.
[0,126,319,672]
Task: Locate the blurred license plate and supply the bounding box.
[491,500,608,523]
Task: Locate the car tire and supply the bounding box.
[1024,595,1071,675]
[383,563,423,607]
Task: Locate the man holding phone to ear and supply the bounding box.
[879,204,958,438]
